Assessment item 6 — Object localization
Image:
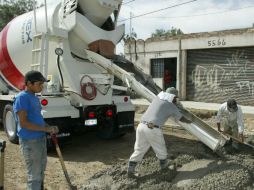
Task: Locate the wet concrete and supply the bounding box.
[82,143,254,190]
[81,104,254,190]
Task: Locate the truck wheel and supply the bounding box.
[3,104,18,144]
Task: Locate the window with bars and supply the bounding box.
[151,59,164,78]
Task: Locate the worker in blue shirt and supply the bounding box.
[13,70,59,190]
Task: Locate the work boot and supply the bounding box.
[127,161,139,178]
[160,159,169,170]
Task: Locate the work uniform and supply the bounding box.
[129,92,182,163]
[216,102,244,146]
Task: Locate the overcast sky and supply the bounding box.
[116,0,254,52]
[118,0,254,38]
[37,0,254,53]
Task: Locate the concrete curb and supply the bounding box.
[132,99,254,115]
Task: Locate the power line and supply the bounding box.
[145,5,254,19]
[119,0,198,22]
[122,0,135,5]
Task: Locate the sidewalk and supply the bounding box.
[131,99,254,115]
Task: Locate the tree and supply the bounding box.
[151,27,183,37]
[152,29,167,37]
[0,0,39,30]
[123,28,137,42]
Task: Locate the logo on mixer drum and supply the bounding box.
[21,17,33,44]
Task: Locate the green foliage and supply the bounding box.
[123,28,137,42]
[151,27,184,37]
[0,0,37,30]
[124,32,137,41]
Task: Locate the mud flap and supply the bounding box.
[97,111,135,139]
[97,118,116,139]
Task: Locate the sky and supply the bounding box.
[116,0,254,53]
[36,0,254,53]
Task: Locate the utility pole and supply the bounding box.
[129,12,133,38]
[129,12,133,61]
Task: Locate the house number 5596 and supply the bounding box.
[208,39,226,47]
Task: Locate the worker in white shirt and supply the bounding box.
[127,88,191,177]
[216,98,244,149]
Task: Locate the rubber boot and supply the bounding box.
[127,161,139,178]
[160,159,169,170]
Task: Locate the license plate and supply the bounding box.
[85,119,97,126]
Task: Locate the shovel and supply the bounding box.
[0,140,6,190]
[51,134,77,190]
[221,132,254,150]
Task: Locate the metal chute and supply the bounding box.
[85,50,227,152]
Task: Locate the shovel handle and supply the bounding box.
[50,134,77,189]
[221,132,243,143]
[0,140,6,189]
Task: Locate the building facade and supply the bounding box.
[124,28,254,106]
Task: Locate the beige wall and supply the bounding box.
[124,29,254,99]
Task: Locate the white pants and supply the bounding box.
[223,119,239,138]
[223,119,239,148]
[129,123,168,162]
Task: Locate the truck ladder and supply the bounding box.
[31,33,49,77]
[31,0,49,78]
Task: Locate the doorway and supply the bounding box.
[150,57,177,90]
[164,58,177,89]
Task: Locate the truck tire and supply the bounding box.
[3,104,18,144]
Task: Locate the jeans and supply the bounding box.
[19,136,47,190]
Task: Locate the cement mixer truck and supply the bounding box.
[0,0,228,153]
[0,0,139,143]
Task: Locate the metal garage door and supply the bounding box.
[186,47,254,106]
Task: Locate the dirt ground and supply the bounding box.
[1,106,254,190]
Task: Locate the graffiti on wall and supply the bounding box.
[191,50,254,96]
[236,81,254,96]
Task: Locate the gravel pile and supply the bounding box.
[82,145,254,190]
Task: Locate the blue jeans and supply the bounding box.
[19,136,47,190]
